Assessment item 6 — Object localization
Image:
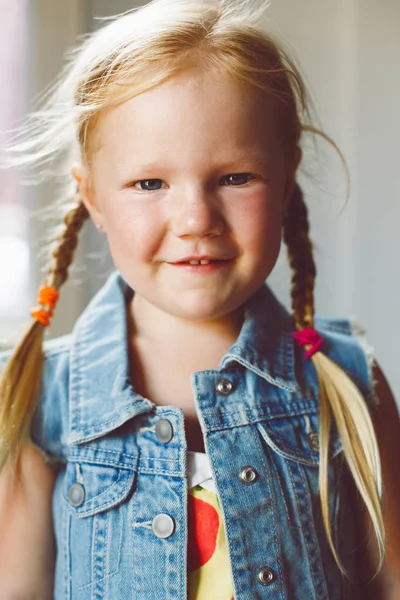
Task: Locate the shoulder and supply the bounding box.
[42,334,72,376]
[0,334,72,392]
[0,333,72,363]
[43,333,72,357]
[39,335,72,407]
[0,334,73,464]
[0,333,72,391]
[37,336,72,462]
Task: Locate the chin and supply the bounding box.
[166,291,239,322]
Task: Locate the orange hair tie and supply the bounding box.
[31,285,60,328]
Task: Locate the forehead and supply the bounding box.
[93,69,283,166]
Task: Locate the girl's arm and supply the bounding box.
[359,363,400,599]
[0,443,57,599]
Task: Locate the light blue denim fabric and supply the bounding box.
[0,271,376,599]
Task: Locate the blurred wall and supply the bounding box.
[0,1,30,347]
[19,0,400,403]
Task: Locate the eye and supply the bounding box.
[133,179,165,191]
[220,173,254,186]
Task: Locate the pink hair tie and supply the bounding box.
[292,328,323,359]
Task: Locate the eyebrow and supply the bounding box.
[131,153,271,171]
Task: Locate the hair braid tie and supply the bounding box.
[29,200,88,327]
[292,328,323,358]
[31,285,60,327]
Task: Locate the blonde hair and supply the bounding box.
[0,0,384,575]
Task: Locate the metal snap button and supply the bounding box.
[216,378,234,396]
[68,483,85,507]
[151,514,175,539]
[155,419,174,443]
[307,432,319,452]
[257,566,275,586]
[239,466,258,485]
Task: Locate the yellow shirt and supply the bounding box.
[187,452,234,599]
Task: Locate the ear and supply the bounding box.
[71,165,104,228]
[283,146,302,211]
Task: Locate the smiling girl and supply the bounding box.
[0,1,399,598]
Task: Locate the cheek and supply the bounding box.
[100,201,165,271]
[233,197,283,262]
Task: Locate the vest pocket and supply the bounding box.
[256,409,343,467]
[62,448,139,590]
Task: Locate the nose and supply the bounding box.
[170,185,225,239]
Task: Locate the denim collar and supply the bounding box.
[68,271,298,445]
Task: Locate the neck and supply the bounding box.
[128,294,244,357]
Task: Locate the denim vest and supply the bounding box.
[0,272,376,599]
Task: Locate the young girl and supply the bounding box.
[0,0,399,598]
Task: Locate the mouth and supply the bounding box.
[173,259,223,266]
[170,255,233,265]
[167,256,234,273]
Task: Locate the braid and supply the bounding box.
[284,183,385,575]
[283,183,316,330]
[46,201,89,290]
[0,199,89,472]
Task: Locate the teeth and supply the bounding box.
[188,260,211,265]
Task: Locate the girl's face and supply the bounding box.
[75,69,300,323]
